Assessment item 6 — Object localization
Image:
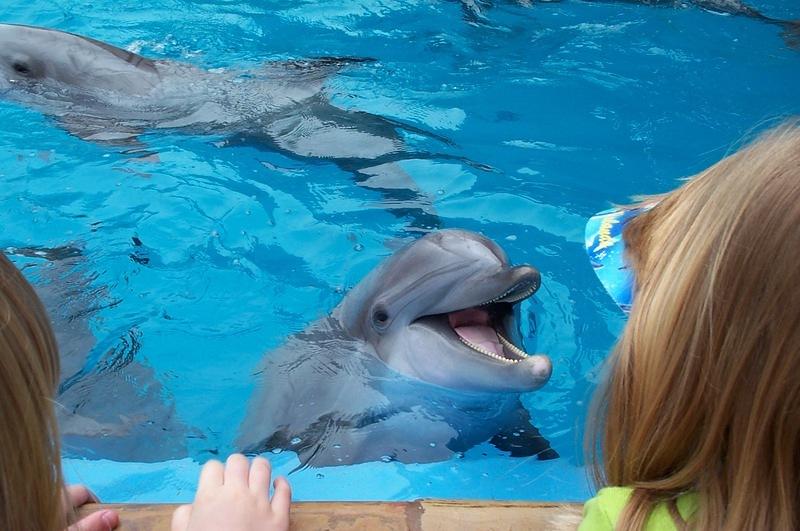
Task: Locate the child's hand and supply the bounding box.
[172,454,291,531]
[64,485,119,531]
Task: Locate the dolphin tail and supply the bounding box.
[779,20,800,49]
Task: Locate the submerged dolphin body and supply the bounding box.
[611,0,799,46]
[0,24,460,227]
[454,0,543,26]
[7,245,190,461]
[454,0,799,46]
[239,230,558,467]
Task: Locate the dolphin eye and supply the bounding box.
[372,307,390,329]
[12,62,30,75]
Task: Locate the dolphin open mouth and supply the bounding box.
[418,276,538,365]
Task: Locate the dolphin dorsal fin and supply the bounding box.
[82,35,159,74]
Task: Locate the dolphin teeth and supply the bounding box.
[497,332,529,359]
[500,285,537,304]
[479,285,537,307]
[456,335,520,364]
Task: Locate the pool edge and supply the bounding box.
[79,500,585,530]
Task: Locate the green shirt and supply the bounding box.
[579,487,698,530]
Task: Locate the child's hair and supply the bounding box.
[588,121,800,530]
[0,253,67,531]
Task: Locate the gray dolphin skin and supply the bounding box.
[0,23,429,160]
[6,245,190,462]
[456,0,799,46]
[238,230,557,467]
[608,0,800,45]
[0,23,460,227]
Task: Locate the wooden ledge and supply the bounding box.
[79,500,584,530]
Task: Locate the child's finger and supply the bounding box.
[64,484,98,508]
[66,509,118,531]
[197,459,224,492]
[170,504,192,531]
[248,456,271,498]
[223,453,250,487]
[271,476,292,515]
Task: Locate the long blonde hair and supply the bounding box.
[0,253,67,531]
[589,121,800,530]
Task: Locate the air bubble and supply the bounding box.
[290,437,302,445]
[380,455,393,463]
[270,448,282,454]
[353,243,364,252]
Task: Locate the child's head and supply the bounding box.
[590,122,800,529]
[0,253,67,531]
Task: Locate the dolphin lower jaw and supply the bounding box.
[455,328,529,365]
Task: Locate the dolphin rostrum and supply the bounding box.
[238,230,558,467]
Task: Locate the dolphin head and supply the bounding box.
[338,230,552,393]
[0,24,159,96]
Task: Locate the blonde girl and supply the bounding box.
[0,252,119,530]
[581,122,800,530]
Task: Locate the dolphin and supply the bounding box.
[0,23,468,227]
[238,230,557,468]
[5,244,191,461]
[606,0,800,47]
[452,0,799,47]
[454,0,545,26]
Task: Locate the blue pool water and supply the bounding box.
[2,0,799,503]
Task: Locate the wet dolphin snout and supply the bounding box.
[528,354,552,384]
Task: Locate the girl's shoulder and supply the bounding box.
[579,487,697,531]
[579,487,634,530]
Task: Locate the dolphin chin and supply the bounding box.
[239,229,558,467]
